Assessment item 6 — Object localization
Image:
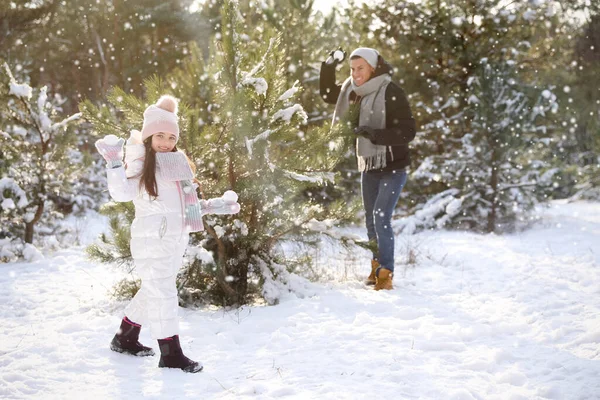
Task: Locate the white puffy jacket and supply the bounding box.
[106,141,238,339]
[105,143,188,339]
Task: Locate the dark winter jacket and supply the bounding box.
[320,59,416,172]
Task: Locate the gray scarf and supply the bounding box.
[332,74,392,171]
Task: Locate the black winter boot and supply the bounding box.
[158,335,203,373]
[110,317,155,357]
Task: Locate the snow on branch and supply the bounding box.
[38,86,51,131]
[277,80,300,102]
[4,62,32,100]
[247,37,275,77]
[273,104,307,124]
[282,170,335,184]
[438,96,458,111]
[256,255,317,305]
[238,37,276,95]
[467,95,479,104]
[240,76,268,95]
[395,188,463,234]
[4,63,81,135]
[0,177,29,210]
[52,112,83,131]
[303,218,363,244]
[245,128,277,157]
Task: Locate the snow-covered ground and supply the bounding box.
[1,201,599,399]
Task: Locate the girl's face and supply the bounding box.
[151,132,177,153]
[350,57,375,87]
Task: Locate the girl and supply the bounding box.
[95,95,240,373]
[320,47,416,291]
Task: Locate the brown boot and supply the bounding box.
[365,259,379,285]
[375,268,393,291]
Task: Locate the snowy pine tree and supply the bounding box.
[0,62,82,254]
[84,1,359,306]
[563,14,600,200]
[404,62,558,233]
[189,1,359,305]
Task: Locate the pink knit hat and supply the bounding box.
[141,95,180,142]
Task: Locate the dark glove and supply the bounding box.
[354,126,377,143]
[325,49,346,66]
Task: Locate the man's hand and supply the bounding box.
[354,126,377,143]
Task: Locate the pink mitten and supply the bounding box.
[95,135,125,168]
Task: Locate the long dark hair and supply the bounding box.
[139,139,161,199]
[139,138,199,199]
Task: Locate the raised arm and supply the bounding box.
[319,61,341,105]
[95,135,140,203]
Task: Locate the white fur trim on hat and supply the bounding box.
[141,97,180,142]
[349,47,379,69]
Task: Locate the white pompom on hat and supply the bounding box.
[349,47,379,69]
[141,95,180,142]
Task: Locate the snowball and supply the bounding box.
[104,134,120,145]
[222,190,238,203]
[333,49,345,62]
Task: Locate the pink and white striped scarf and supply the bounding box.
[156,151,204,233]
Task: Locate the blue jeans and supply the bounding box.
[361,169,408,273]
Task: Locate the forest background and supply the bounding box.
[1,0,598,306]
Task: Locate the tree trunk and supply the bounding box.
[204,222,246,305]
[24,201,44,244]
[24,223,34,244]
[487,162,498,233]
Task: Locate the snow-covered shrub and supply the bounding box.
[404,62,558,233]
[0,237,43,262]
[0,62,83,249]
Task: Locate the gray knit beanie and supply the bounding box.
[349,47,379,69]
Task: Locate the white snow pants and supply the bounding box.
[124,232,188,340]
